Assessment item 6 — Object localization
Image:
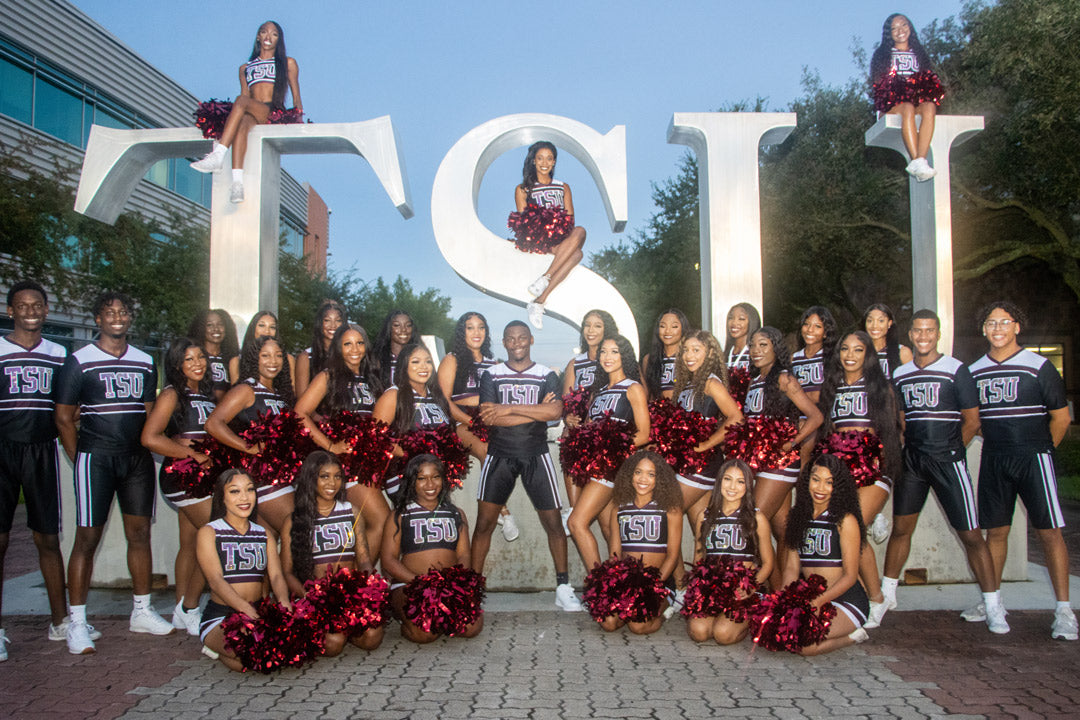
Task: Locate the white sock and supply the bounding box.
[881,576,899,600]
[983,590,1002,610]
[231,169,243,183]
[133,593,151,611]
[1057,600,1073,613]
[70,605,87,624]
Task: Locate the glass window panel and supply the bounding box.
[173,162,206,206]
[34,77,83,146]
[145,159,169,187]
[0,57,33,123]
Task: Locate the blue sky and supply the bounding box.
[73,1,965,366]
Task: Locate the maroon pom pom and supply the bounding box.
[193,100,305,140]
[165,436,247,500]
[558,416,635,488]
[506,204,575,254]
[267,107,305,125]
[748,574,837,653]
[561,386,591,421]
[398,425,471,488]
[813,431,884,488]
[721,416,800,473]
[727,366,751,410]
[239,410,316,488]
[648,399,719,475]
[294,567,390,637]
[465,408,489,444]
[582,556,670,624]
[403,564,486,636]
[319,412,394,488]
[680,556,760,621]
[221,597,323,673]
[872,69,944,114]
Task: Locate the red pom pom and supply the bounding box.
[193,99,232,140]
[558,416,635,488]
[721,416,800,473]
[727,367,751,410]
[398,425,470,488]
[506,204,575,254]
[239,411,317,488]
[872,69,944,114]
[648,399,719,475]
[582,556,670,623]
[466,409,489,444]
[164,436,248,500]
[293,567,390,637]
[403,564,486,636]
[561,386,591,421]
[267,107,305,125]
[748,574,837,653]
[319,412,394,487]
[681,556,760,621]
[221,597,323,672]
[813,431,884,488]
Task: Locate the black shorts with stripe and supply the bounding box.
[895,446,979,532]
[0,438,61,535]
[478,453,561,511]
[977,451,1064,531]
[74,450,156,527]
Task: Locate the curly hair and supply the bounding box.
[643,308,689,399]
[238,310,279,380]
[863,303,903,378]
[307,301,347,379]
[976,300,1028,332]
[817,331,902,482]
[699,459,760,565]
[610,450,681,512]
[590,335,641,406]
[723,302,761,360]
[241,335,294,406]
[7,279,47,307]
[371,310,421,390]
[91,290,135,318]
[750,327,800,423]
[391,344,452,435]
[249,21,289,110]
[187,309,240,364]
[163,337,213,429]
[870,14,933,84]
[210,468,257,522]
[785,454,865,551]
[323,323,376,414]
[449,312,493,396]
[672,330,728,408]
[290,451,346,583]
[521,141,557,192]
[797,306,838,359]
[391,454,450,538]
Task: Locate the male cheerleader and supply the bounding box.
[968,301,1076,640]
[869,310,1004,633]
[55,291,174,655]
[472,321,582,611]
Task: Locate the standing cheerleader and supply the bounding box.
[381,455,483,643]
[295,324,388,560]
[228,310,286,385]
[688,459,774,644]
[205,335,295,533]
[294,300,347,398]
[870,14,943,181]
[191,21,303,202]
[724,303,761,372]
[514,142,588,329]
[598,451,683,635]
[816,331,903,616]
[187,309,239,395]
[566,335,651,570]
[641,308,689,402]
[370,310,421,391]
[280,451,383,655]
[141,338,218,636]
[791,306,838,405]
[196,469,292,671]
[863,303,912,380]
[372,343,454,498]
[782,454,870,654]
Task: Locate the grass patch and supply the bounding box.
[1056,430,1080,502]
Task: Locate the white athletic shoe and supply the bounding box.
[663,588,686,620]
[869,512,891,544]
[1051,607,1079,641]
[913,157,937,182]
[961,602,987,622]
[229,181,245,203]
[190,145,226,173]
[904,158,921,178]
[555,583,583,612]
[172,601,202,637]
[527,275,550,298]
[67,620,96,655]
[50,617,101,642]
[527,302,544,330]
[0,628,8,662]
[500,512,520,542]
[863,597,896,629]
[986,604,1010,634]
[130,607,176,636]
[849,627,870,644]
[560,507,572,536]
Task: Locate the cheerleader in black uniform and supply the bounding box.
[817,331,903,616]
[640,308,689,402]
[870,14,942,181]
[566,335,651,570]
[187,309,239,395]
[688,459,774,644]
[724,303,761,371]
[295,323,389,561]
[228,310,289,386]
[141,338,218,636]
[196,469,292,671]
[600,451,682,635]
[863,303,912,380]
[205,335,295,534]
[516,142,588,329]
[381,455,482,643]
[791,306,837,406]
[372,343,454,498]
[294,300,346,397]
[370,310,421,392]
[783,454,870,654]
[280,451,383,655]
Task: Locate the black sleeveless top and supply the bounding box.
[587,378,637,424]
[399,501,463,555]
[232,378,287,428]
[165,386,216,440]
[703,512,755,562]
[676,373,723,419]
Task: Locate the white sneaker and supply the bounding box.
[190,145,226,173]
[527,302,544,330]
[67,621,96,655]
[986,604,1010,634]
[500,513,520,542]
[560,507,572,536]
[527,275,550,298]
[863,597,896,629]
[905,158,921,178]
[555,583,583,612]
[229,181,245,203]
[849,627,870,644]
[961,602,987,622]
[130,607,176,636]
[201,644,220,660]
[869,512,891,544]
[0,628,8,662]
[1051,607,1079,641]
[50,617,102,642]
[172,601,202,636]
[663,588,686,620]
[913,157,937,182]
